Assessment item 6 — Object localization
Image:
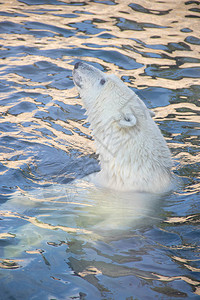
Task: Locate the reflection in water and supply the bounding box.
[0,0,200,299]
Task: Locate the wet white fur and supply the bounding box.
[73,62,173,193]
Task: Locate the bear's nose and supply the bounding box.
[74,61,82,69]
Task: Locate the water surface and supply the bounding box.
[0,0,200,299]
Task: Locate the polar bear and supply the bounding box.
[73,61,173,193]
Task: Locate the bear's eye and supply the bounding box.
[124,116,131,122]
[100,78,106,85]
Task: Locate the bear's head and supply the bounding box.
[73,61,154,130]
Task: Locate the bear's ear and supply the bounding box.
[118,113,137,128]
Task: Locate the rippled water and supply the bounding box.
[0,0,200,299]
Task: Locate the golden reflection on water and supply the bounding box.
[152,272,200,288]
[0,258,23,269]
[1,0,200,90]
[165,214,200,224]
[0,209,93,234]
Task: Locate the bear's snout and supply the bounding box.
[74,61,83,69]
[73,63,83,88]
[73,62,102,89]
[74,61,99,73]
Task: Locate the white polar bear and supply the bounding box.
[73,62,173,193]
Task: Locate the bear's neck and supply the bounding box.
[95,134,172,193]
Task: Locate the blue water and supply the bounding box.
[0,0,200,299]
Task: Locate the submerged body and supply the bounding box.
[73,62,173,193]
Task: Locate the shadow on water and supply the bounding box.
[0,0,200,299]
